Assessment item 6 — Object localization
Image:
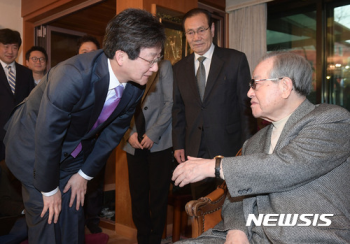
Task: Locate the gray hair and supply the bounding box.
[261,51,312,96]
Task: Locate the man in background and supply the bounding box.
[173,51,350,243]
[25,46,48,85]
[4,9,165,244]
[77,35,100,54]
[172,8,256,199]
[0,28,35,161]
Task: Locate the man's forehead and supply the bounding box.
[184,14,208,28]
[30,51,45,57]
[1,43,19,47]
[140,47,161,56]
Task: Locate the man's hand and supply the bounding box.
[225,230,249,244]
[174,149,186,163]
[140,135,154,150]
[63,173,87,210]
[172,156,215,187]
[128,132,143,149]
[42,190,62,224]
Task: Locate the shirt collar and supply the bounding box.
[107,58,125,90]
[0,60,15,70]
[194,43,215,62]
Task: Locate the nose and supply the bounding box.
[150,62,159,72]
[247,87,255,98]
[193,32,201,40]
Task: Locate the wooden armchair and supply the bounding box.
[185,149,242,238]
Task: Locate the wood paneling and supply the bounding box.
[49,0,116,36]
[199,0,225,10]
[22,0,59,17]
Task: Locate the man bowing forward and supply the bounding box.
[4,8,165,244]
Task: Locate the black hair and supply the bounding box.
[182,8,212,31]
[77,35,100,53]
[103,8,165,60]
[0,28,22,47]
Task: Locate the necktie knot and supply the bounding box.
[198,56,206,63]
[115,84,124,98]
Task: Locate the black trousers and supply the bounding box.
[127,147,173,244]
[21,155,85,244]
[190,130,221,200]
[84,165,105,230]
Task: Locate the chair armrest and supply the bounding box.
[185,182,227,238]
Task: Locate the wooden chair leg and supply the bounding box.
[180,210,188,236]
[172,198,181,242]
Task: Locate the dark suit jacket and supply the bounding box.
[4,50,143,192]
[0,63,34,160]
[172,45,256,158]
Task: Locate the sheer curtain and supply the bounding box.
[227,3,267,72]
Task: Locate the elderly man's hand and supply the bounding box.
[172,156,215,187]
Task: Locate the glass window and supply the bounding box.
[267,9,317,104]
[325,3,350,110]
[267,0,350,111]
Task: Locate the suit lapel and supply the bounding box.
[0,64,14,95]
[204,46,224,101]
[274,99,315,151]
[88,54,109,130]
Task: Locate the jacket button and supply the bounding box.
[64,152,68,157]
[144,106,148,110]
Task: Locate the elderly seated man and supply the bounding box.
[172,51,350,244]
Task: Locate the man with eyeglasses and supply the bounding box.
[172,8,256,200]
[25,46,48,85]
[3,9,165,244]
[172,51,350,244]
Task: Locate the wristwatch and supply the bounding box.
[214,155,224,179]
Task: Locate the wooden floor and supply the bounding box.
[100,227,136,244]
[86,226,176,244]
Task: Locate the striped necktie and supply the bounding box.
[7,66,16,94]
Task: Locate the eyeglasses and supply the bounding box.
[185,27,210,37]
[138,55,163,68]
[30,57,46,63]
[249,77,283,90]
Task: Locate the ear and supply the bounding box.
[281,77,294,99]
[210,22,215,37]
[25,60,29,67]
[114,50,126,66]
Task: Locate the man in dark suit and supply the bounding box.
[172,8,256,199]
[0,28,35,161]
[4,8,165,244]
[173,51,350,243]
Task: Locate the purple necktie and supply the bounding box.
[71,85,124,158]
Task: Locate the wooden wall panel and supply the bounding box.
[22,0,59,17]
[144,0,198,14]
